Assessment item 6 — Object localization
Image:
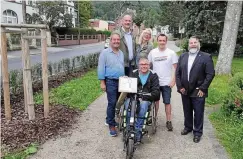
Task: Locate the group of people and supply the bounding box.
[97,14,215,144]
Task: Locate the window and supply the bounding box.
[2,10,18,24]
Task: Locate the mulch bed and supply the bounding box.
[1,69,89,155]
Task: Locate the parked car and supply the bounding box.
[104,37,110,49]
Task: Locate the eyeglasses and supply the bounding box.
[139,63,149,66]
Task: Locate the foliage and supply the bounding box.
[221,72,243,119]
[63,14,73,28]
[34,69,103,110]
[209,111,243,159]
[206,75,230,105]
[76,1,93,28]
[143,8,160,29]
[5,53,100,98]
[204,56,243,105]
[3,143,38,159]
[158,1,185,37]
[183,1,227,44]
[30,1,74,32]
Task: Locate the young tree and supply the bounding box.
[215,1,242,75]
[76,1,93,28]
[34,1,74,32]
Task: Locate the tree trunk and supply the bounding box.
[215,1,242,75]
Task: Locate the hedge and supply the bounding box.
[222,72,243,120]
[55,27,111,36]
[2,53,100,97]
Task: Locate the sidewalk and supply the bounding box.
[30,89,228,159]
[30,42,228,159]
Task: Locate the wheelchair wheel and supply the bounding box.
[126,138,134,159]
[118,104,125,132]
[151,103,157,134]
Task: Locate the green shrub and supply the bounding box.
[180,38,188,51]
[222,72,243,119]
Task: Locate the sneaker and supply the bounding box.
[109,126,117,137]
[166,121,173,131]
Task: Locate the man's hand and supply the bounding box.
[180,88,186,94]
[196,88,204,97]
[169,80,176,88]
[100,80,106,92]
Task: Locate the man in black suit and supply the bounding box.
[176,36,215,143]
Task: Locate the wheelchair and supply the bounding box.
[116,91,157,159]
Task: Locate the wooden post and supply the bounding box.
[22,28,35,120]
[21,31,28,113]
[1,27,11,120]
[41,29,49,118]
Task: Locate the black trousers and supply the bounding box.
[125,64,135,77]
[181,95,205,137]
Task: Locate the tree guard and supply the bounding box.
[1,23,49,120]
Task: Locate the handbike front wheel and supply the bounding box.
[126,138,134,159]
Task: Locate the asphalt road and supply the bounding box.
[4,42,105,71]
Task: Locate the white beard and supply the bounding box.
[189,48,198,54]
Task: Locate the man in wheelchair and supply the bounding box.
[124,58,160,143]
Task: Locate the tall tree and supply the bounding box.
[183,1,227,44]
[215,1,243,75]
[77,1,93,28]
[158,1,185,37]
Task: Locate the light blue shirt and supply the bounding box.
[139,72,150,86]
[123,28,134,61]
[98,47,125,80]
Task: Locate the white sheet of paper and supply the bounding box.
[118,77,137,93]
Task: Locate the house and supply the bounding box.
[1,0,77,27]
[89,19,108,31]
[107,21,116,31]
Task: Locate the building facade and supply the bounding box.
[1,0,77,27]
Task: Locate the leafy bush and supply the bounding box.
[222,72,243,119]
[2,53,100,97]
[180,38,188,51]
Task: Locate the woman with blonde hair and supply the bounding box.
[136,28,153,67]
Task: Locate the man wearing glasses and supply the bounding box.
[148,34,178,131]
[124,58,160,143]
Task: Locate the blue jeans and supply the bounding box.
[106,78,120,127]
[124,98,151,140]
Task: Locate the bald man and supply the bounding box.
[116,14,136,76]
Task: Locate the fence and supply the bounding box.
[55,34,107,46]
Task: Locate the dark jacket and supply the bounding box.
[176,51,215,97]
[115,27,137,67]
[128,69,160,101]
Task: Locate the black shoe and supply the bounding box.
[193,136,201,143]
[166,121,173,131]
[181,129,192,135]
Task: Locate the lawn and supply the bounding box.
[206,56,243,106]
[34,69,103,110]
[209,111,243,159]
[207,56,243,159]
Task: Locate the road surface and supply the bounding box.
[2,42,105,71]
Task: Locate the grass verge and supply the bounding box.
[206,57,243,106]
[209,111,243,159]
[34,69,103,110]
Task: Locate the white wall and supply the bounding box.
[1,0,38,24]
